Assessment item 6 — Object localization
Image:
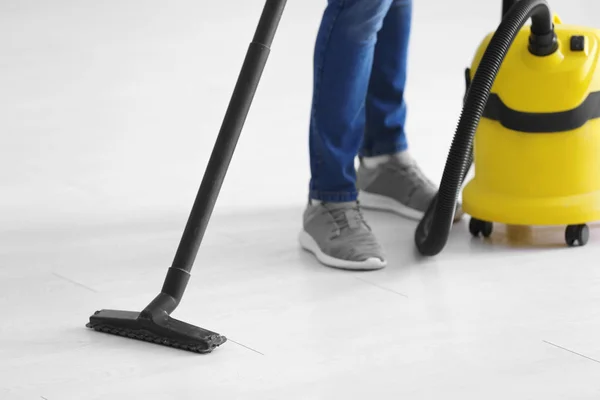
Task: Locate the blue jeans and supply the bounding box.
[308,0,412,202]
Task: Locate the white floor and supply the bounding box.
[2,0,600,399]
[2,209,600,399]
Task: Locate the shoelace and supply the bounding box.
[325,203,383,257]
[321,203,370,237]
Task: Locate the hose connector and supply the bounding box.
[529,25,558,56]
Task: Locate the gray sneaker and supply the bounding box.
[299,201,386,270]
[357,153,463,222]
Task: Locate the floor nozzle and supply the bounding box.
[87,308,226,353]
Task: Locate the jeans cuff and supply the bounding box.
[360,141,408,158]
[309,189,358,202]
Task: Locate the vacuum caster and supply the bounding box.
[565,224,589,247]
[469,217,493,238]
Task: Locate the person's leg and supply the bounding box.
[360,0,411,157]
[356,0,463,221]
[308,0,393,203]
[301,0,393,271]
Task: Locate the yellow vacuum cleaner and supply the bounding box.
[415,0,600,256]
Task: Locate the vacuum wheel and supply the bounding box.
[565,224,589,247]
[469,217,493,238]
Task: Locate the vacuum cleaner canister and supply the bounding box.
[462,16,600,246]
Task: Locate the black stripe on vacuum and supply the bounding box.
[482,90,600,133]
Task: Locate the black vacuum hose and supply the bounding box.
[414,0,557,256]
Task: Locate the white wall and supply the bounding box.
[1,0,598,226]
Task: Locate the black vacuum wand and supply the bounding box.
[86,0,287,353]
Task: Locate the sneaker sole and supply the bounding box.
[358,191,465,223]
[298,230,386,271]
